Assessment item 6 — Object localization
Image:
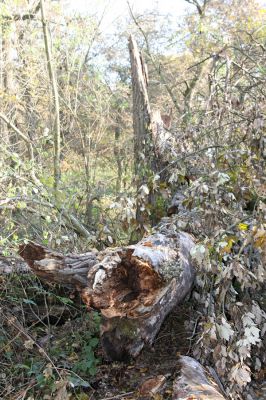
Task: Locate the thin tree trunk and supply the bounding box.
[1,18,14,146]
[40,0,61,193]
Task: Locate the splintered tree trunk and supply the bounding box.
[173,356,226,400]
[129,36,175,228]
[19,218,195,360]
[128,35,153,229]
[128,35,152,177]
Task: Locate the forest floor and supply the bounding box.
[0,258,194,400]
[1,258,265,400]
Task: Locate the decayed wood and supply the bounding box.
[173,356,226,400]
[83,224,195,360]
[19,241,98,288]
[128,36,177,229]
[17,38,195,361]
[19,217,195,360]
[128,35,177,173]
[128,35,154,228]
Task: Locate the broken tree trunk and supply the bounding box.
[173,356,226,400]
[19,217,195,360]
[128,35,177,229]
[19,241,98,288]
[17,37,195,362]
[128,35,177,173]
[128,34,152,175]
[128,34,155,229]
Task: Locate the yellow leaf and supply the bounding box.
[221,238,236,254]
[254,228,266,248]
[238,223,248,231]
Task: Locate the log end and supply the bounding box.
[19,241,63,268]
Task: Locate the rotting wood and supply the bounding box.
[128,35,177,173]
[19,217,195,361]
[173,356,226,400]
[19,241,98,288]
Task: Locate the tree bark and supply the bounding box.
[0,255,30,275]
[173,356,226,399]
[19,216,195,360]
[114,122,123,195]
[128,35,152,177]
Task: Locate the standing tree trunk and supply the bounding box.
[128,35,155,232]
[128,36,178,230]
[40,0,61,194]
[1,17,16,147]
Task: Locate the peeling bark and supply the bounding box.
[173,356,226,400]
[19,218,195,360]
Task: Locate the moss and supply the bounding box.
[116,318,139,339]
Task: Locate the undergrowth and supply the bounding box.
[0,273,101,399]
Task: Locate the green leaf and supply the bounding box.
[23,299,37,306]
[88,337,99,348]
[17,201,27,209]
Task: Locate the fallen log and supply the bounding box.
[173,356,226,400]
[19,217,195,360]
[19,241,98,288]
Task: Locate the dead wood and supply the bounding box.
[17,37,195,362]
[18,241,98,288]
[173,356,226,399]
[19,217,195,360]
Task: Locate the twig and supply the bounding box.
[0,308,62,379]
[158,145,226,175]
[99,392,134,400]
